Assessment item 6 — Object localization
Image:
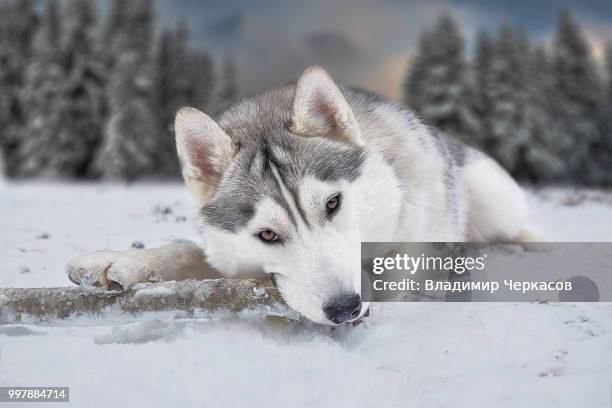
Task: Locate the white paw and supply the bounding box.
[67,250,148,290]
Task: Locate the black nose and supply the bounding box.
[323,294,362,324]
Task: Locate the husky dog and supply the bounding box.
[68,66,538,325]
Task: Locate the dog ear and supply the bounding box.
[291,65,364,146]
[175,107,235,205]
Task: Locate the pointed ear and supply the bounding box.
[175,107,235,205]
[290,66,364,146]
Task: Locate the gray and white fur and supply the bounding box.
[68,66,540,325]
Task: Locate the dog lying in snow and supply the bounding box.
[68,66,539,325]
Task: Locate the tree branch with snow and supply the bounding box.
[0,279,297,323]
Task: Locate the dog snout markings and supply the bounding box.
[323,294,362,324]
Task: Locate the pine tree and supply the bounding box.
[402,13,479,145]
[0,0,38,176]
[154,28,177,133]
[155,21,215,119]
[102,0,130,53]
[55,0,106,178]
[153,21,216,177]
[187,50,215,112]
[155,21,192,130]
[520,46,567,182]
[152,23,190,177]
[403,33,431,113]
[484,23,531,174]
[215,54,239,115]
[95,58,164,180]
[16,0,66,177]
[94,0,169,180]
[552,9,604,185]
[607,42,612,106]
[0,2,13,174]
[591,41,612,186]
[473,29,494,150]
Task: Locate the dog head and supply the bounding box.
[174,66,400,324]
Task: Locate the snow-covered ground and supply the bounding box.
[1,181,611,407]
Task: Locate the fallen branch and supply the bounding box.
[0,279,298,323]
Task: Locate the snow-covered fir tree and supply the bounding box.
[473,29,495,149]
[0,0,220,181]
[402,13,479,146]
[483,23,531,174]
[187,50,215,113]
[102,0,130,61]
[155,21,215,119]
[520,46,568,183]
[100,0,130,121]
[552,10,604,185]
[154,29,177,133]
[0,0,38,176]
[590,41,612,186]
[607,42,612,107]
[151,27,182,177]
[153,21,216,176]
[402,33,430,114]
[0,2,12,175]
[56,0,106,178]
[94,0,170,180]
[16,0,67,177]
[155,21,191,132]
[95,58,164,180]
[214,54,239,115]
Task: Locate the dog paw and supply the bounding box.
[512,228,548,253]
[67,250,145,290]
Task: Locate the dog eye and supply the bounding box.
[258,229,279,243]
[326,194,341,215]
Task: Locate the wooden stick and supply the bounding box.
[0,279,298,322]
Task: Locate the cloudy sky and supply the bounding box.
[152,0,612,99]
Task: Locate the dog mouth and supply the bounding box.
[270,272,370,326]
[345,307,370,327]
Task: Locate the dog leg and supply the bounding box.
[67,240,223,290]
[462,158,548,253]
[464,158,537,241]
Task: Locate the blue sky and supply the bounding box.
[151,1,612,98]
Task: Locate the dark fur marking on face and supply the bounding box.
[286,183,311,228]
[200,83,367,233]
[261,141,299,228]
[262,141,310,228]
[202,199,256,233]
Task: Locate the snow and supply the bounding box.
[1,182,612,407]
